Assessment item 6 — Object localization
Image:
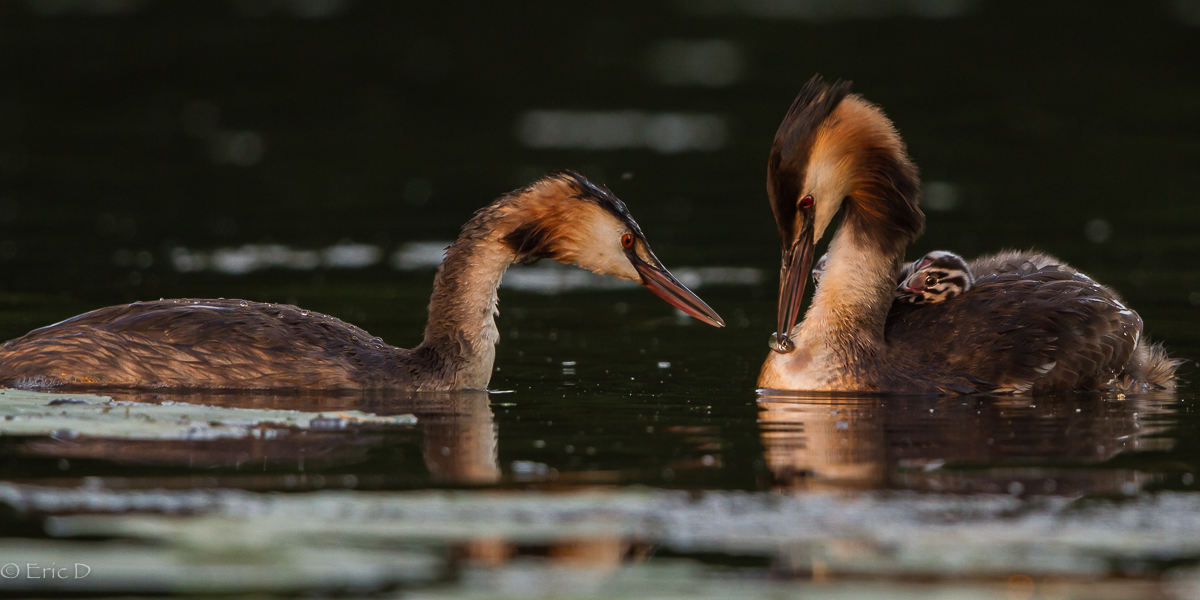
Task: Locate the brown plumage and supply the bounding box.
[0,172,724,391]
[759,76,1178,395]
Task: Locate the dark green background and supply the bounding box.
[0,0,1197,495]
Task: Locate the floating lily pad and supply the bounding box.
[0,538,440,594]
[0,388,416,440]
[6,483,1200,592]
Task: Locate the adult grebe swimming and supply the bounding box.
[0,172,724,391]
[759,77,1176,394]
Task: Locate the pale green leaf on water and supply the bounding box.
[4,483,1200,596]
[0,388,416,440]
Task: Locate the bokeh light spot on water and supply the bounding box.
[1170,0,1200,25]
[95,213,138,239]
[921,181,959,211]
[516,110,726,153]
[171,242,379,274]
[646,39,743,87]
[230,0,352,19]
[25,0,143,17]
[1085,218,1112,244]
[322,242,382,268]
[209,131,265,167]
[391,241,449,270]
[679,0,980,20]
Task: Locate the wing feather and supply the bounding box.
[885,253,1146,393]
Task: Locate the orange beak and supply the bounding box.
[629,252,725,328]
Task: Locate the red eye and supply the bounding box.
[799,195,814,209]
[621,233,634,248]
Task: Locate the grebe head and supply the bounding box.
[811,252,829,286]
[500,171,724,327]
[896,251,973,305]
[767,76,923,350]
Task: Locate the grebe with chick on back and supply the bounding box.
[812,249,974,305]
[759,76,1177,395]
[0,172,724,391]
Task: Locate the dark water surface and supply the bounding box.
[2,1,1200,597]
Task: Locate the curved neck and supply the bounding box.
[406,172,634,390]
[416,206,522,390]
[759,213,907,391]
[802,219,903,350]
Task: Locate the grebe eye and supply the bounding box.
[924,274,937,287]
[621,233,634,248]
[798,195,814,210]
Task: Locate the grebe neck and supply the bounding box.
[798,220,903,353]
[416,205,524,390]
[759,215,908,391]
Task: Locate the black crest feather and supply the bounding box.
[768,75,853,248]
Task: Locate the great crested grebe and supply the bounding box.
[895,251,973,305]
[0,172,724,391]
[812,250,972,305]
[760,76,1177,395]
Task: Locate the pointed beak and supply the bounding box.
[775,219,814,352]
[899,272,924,293]
[631,255,725,328]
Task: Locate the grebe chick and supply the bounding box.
[811,253,829,286]
[895,251,973,305]
[813,250,972,305]
[760,76,1177,394]
[0,172,724,391]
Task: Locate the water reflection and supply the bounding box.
[1,389,499,487]
[758,391,1178,495]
